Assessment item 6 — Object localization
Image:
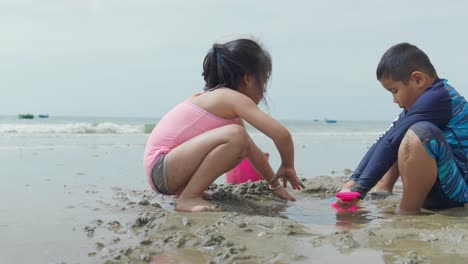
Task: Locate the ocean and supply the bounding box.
[0,115,388,177]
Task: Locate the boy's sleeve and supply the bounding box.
[349,115,402,182]
[351,87,452,197]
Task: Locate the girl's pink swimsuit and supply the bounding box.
[144,99,240,191]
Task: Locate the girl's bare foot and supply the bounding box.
[202,191,213,200]
[176,192,212,200]
[175,197,219,212]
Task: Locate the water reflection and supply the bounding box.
[285,196,391,230]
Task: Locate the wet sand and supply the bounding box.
[80,177,468,264]
[2,134,468,263]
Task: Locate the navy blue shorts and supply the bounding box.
[423,178,464,209]
[411,122,467,209]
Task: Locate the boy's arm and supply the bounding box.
[349,139,381,182]
[349,114,402,182]
[351,86,452,198]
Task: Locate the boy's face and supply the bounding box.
[380,76,423,111]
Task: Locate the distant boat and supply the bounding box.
[324,118,337,124]
[38,114,49,118]
[18,114,34,119]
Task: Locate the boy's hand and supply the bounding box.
[341,180,356,192]
[337,180,359,208]
[272,166,305,190]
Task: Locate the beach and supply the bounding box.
[1,117,468,263]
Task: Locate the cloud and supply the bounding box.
[0,0,467,119]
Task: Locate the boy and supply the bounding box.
[340,43,468,214]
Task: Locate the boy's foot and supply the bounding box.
[175,197,219,212]
[366,191,393,200]
[373,182,394,194]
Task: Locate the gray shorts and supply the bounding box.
[151,154,173,195]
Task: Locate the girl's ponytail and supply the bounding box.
[202,38,271,92]
[202,46,219,90]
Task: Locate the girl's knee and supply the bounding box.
[224,124,251,154]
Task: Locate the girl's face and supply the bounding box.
[242,74,267,104]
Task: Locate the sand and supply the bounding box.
[79,177,468,264]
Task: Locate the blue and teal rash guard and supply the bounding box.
[350,78,468,198]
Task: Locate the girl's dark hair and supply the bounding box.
[202,38,272,91]
[376,43,438,83]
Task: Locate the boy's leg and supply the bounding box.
[165,124,251,212]
[398,121,466,213]
[373,162,399,193]
[398,128,437,214]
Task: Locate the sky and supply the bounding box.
[1,0,467,121]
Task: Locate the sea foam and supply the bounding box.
[0,122,145,134]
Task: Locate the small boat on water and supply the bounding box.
[38,114,49,118]
[324,118,337,124]
[18,114,34,119]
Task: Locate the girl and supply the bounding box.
[144,38,304,212]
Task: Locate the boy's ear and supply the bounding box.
[410,71,425,87]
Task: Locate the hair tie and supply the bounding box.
[213,45,219,57]
[212,45,222,67]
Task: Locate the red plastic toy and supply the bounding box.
[336,191,361,202]
[331,192,361,212]
[226,153,269,184]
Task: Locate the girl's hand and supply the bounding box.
[270,183,296,201]
[272,166,305,190]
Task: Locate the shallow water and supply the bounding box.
[286,197,391,231]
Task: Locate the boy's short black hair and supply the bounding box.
[376,43,438,83]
